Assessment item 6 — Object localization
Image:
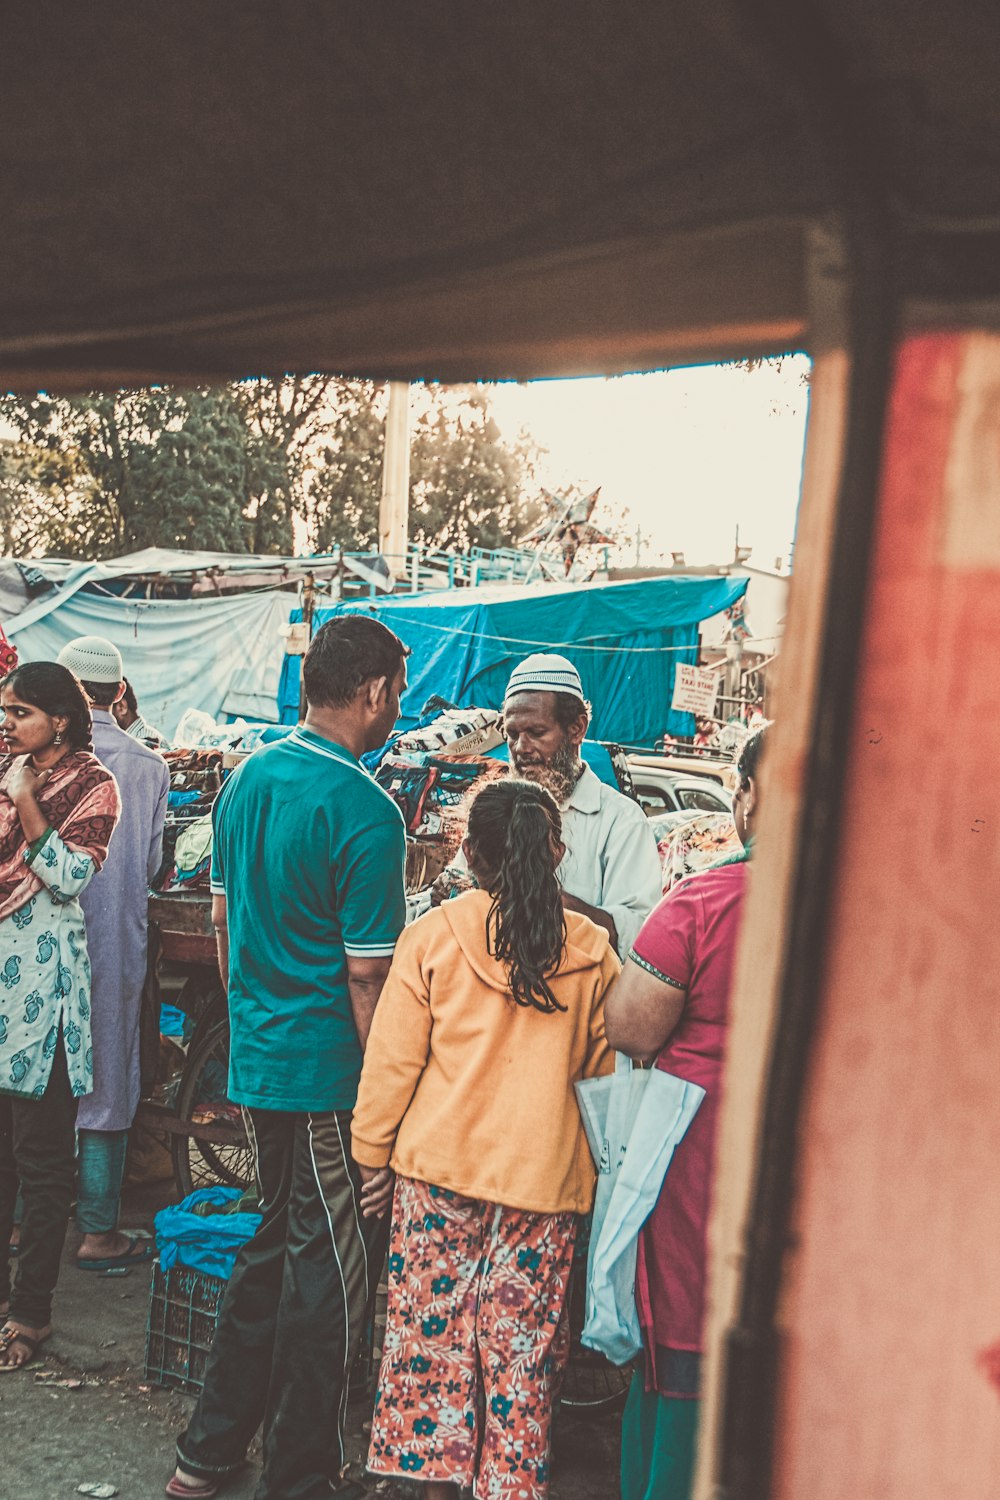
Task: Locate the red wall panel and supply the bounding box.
[773,333,1000,1499]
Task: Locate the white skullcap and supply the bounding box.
[504,653,585,705]
[57,635,124,684]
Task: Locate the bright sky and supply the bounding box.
[487,355,811,571]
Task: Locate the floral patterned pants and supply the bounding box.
[367,1174,578,1500]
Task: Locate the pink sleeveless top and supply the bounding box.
[630,860,747,1395]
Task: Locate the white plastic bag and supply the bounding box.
[575,1054,704,1365]
[174,708,250,750]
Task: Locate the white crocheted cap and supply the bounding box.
[504,653,585,705]
[57,635,124,684]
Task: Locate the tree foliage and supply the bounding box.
[0,388,251,556]
[302,381,387,553]
[306,384,542,556]
[0,378,542,561]
[409,387,542,553]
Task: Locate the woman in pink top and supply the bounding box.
[605,727,767,1500]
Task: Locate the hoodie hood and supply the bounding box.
[439,888,611,993]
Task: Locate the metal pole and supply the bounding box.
[724,638,744,717]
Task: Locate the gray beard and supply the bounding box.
[512,742,583,806]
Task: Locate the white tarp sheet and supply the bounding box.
[6,588,294,737]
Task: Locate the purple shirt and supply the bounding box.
[76,710,169,1132]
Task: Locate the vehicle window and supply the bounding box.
[636,784,676,816]
[677,786,728,813]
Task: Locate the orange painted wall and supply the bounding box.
[772,333,1000,1498]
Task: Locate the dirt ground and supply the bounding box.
[7,1182,622,1500]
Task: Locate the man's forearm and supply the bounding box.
[561,891,618,950]
[211,894,229,992]
[348,975,385,1052]
[214,925,229,991]
[346,954,393,1050]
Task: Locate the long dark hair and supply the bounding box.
[466,780,567,1014]
[1,662,94,752]
[737,724,768,787]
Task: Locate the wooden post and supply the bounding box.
[297,571,315,723]
[379,381,411,573]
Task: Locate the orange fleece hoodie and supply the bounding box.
[351,888,620,1215]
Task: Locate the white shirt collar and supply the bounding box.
[563,762,603,815]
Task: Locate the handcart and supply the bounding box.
[135,890,253,1198]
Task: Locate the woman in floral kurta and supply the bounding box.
[2,836,99,1098]
[0,662,120,1371]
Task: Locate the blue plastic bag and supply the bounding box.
[154,1186,261,1281]
[575,1054,705,1365]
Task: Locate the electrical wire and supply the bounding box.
[326,608,782,655]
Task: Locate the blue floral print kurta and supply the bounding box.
[0,828,98,1099]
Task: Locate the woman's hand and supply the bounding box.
[8,755,50,805]
[8,755,53,845]
[358,1164,395,1220]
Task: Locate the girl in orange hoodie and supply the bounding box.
[352,779,619,1500]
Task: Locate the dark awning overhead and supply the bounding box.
[2,3,998,387]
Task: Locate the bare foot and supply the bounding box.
[77,1230,139,1262]
[8,1226,19,1250]
[76,1230,153,1269]
[0,1318,51,1370]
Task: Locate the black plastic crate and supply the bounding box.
[145,1259,227,1394]
[144,1256,386,1398]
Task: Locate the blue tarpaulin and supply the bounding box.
[278,575,748,746]
[155,1187,261,1281]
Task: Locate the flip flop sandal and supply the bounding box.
[165,1476,218,1498]
[0,1328,47,1372]
[76,1234,155,1273]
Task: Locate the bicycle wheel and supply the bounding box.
[172,972,226,1034]
[171,1019,255,1198]
[559,1341,632,1411]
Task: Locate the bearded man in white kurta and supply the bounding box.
[499,654,662,959]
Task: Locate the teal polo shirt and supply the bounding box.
[210,726,407,1112]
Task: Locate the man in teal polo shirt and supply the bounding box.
[173,615,409,1500]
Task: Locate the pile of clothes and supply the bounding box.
[155,749,226,893]
[373,705,508,915]
[391,705,503,758]
[376,755,503,843]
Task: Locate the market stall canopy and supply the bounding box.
[278,574,749,746]
[6,585,295,738]
[1,4,998,389]
[0,546,395,633]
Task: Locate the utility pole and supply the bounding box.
[379,381,411,571]
[724,636,744,716]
